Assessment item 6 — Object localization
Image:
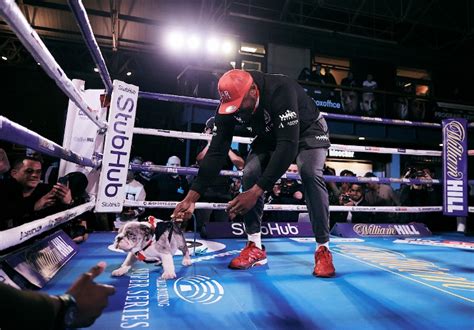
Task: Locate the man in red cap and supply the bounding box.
[172,69,335,277]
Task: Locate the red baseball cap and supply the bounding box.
[217,69,253,115]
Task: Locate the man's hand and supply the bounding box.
[227,185,264,219]
[54,183,73,205]
[171,191,200,221]
[66,262,115,327]
[34,189,57,211]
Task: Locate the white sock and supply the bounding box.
[248,232,262,249]
[317,241,329,251]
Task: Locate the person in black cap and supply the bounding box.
[172,69,335,278]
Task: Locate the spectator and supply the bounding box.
[135,160,154,186]
[265,164,305,222]
[340,89,361,115]
[298,67,312,82]
[362,73,378,90]
[193,117,245,237]
[393,97,409,120]
[338,169,356,197]
[0,262,115,329]
[130,156,144,182]
[361,92,378,117]
[332,183,372,226]
[324,67,337,85]
[230,177,242,199]
[145,156,189,220]
[0,148,11,178]
[310,64,326,84]
[115,169,146,229]
[60,172,91,243]
[364,172,399,206]
[341,71,356,88]
[0,156,73,230]
[399,167,442,226]
[364,172,399,222]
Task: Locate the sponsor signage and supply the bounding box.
[442,118,468,217]
[5,231,77,288]
[96,80,138,212]
[394,238,474,250]
[206,222,314,238]
[330,222,432,238]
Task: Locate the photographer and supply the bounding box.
[399,167,442,226]
[331,183,372,226]
[265,164,305,222]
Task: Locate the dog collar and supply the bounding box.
[135,240,153,262]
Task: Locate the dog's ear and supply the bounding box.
[139,223,153,240]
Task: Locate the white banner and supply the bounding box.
[59,79,107,194]
[96,80,138,212]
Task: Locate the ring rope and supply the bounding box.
[129,164,443,185]
[68,0,113,93]
[133,127,443,156]
[123,200,449,213]
[0,199,96,251]
[0,116,98,167]
[0,0,107,130]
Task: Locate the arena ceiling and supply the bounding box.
[1,0,472,55]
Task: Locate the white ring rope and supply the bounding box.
[123,200,449,213]
[0,198,95,251]
[133,127,442,156]
[0,0,107,131]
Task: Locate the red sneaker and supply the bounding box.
[228,242,267,270]
[313,246,335,277]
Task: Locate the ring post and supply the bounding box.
[96,80,138,212]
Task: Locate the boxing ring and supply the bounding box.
[0,1,473,329]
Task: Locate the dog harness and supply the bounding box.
[134,240,156,263]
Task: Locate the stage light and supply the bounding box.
[358,137,366,140]
[241,46,257,53]
[222,40,235,55]
[126,71,132,76]
[94,67,99,72]
[1,56,7,61]
[166,30,185,51]
[187,35,201,51]
[206,37,219,54]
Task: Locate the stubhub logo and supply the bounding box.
[231,222,299,236]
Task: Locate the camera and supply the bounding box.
[341,194,351,203]
[58,176,68,185]
[405,168,425,179]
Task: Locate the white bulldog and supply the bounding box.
[112,220,192,279]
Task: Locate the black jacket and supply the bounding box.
[191,71,330,194]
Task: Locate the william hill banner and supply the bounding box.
[442,118,468,217]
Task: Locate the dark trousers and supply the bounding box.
[242,147,330,243]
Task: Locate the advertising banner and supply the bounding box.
[206,222,314,238]
[330,222,432,238]
[442,118,468,216]
[96,80,138,212]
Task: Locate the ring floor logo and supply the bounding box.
[173,275,224,304]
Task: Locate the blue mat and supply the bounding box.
[43,232,474,330]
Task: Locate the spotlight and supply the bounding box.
[1,56,7,61]
[206,37,219,54]
[358,137,366,140]
[187,35,201,51]
[126,71,132,76]
[166,30,185,51]
[221,40,235,55]
[93,67,99,72]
